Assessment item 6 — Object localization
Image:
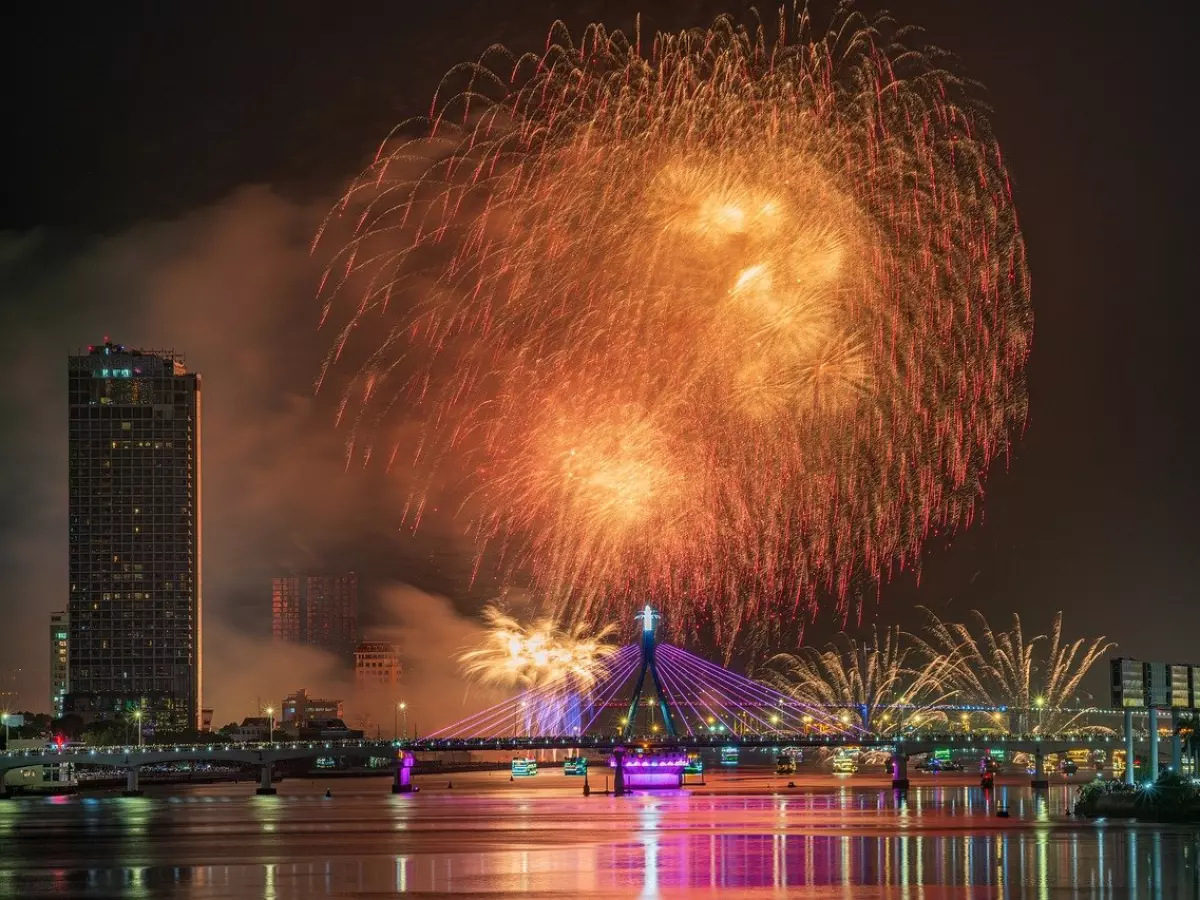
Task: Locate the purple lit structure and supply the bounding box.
[611,749,689,790]
[430,607,858,741]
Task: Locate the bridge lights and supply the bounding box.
[265,707,275,744]
[133,710,143,748]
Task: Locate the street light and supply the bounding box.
[0,710,9,745]
[400,702,408,740]
[265,706,275,744]
[134,710,143,748]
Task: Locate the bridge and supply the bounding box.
[0,729,1115,798]
[0,606,1131,797]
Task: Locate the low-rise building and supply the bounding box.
[282,689,343,729]
[230,717,272,743]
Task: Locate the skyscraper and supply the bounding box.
[305,574,358,659]
[271,573,358,660]
[67,340,202,730]
[49,611,69,718]
[271,576,303,645]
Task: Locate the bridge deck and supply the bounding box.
[0,732,1116,774]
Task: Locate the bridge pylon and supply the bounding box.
[621,605,677,739]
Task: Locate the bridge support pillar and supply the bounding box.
[891,752,908,791]
[392,752,415,794]
[256,763,277,796]
[1171,710,1182,773]
[1124,708,1135,785]
[123,767,143,798]
[613,748,626,797]
[1148,707,1159,781]
[1030,746,1048,790]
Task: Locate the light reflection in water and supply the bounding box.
[0,783,1196,897]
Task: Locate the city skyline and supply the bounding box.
[0,0,1197,727]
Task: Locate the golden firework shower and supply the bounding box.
[458,607,619,688]
[317,4,1031,639]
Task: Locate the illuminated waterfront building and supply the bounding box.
[49,611,68,717]
[281,688,343,728]
[66,341,202,730]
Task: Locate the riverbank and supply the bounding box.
[1074,773,1200,822]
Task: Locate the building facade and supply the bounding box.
[271,576,303,645]
[281,688,343,729]
[354,642,400,689]
[49,611,69,718]
[271,573,358,660]
[306,575,358,659]
[66,341,202,730]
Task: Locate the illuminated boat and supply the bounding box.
[511,757,538,777]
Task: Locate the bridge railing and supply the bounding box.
[1,730,1117,763]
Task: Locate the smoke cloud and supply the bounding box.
[0,186,494,726]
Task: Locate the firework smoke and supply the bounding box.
[318,3,1031,638]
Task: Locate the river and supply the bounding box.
[0,769,1197,898]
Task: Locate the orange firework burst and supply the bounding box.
[317,3,1031,641]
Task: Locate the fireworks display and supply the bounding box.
[768,625,957,733]
[915,609,1114,733]
[458,605,619,688]
[317,3,1031,636]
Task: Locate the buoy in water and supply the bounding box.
[447,780,453,789]
[325,789,332,798]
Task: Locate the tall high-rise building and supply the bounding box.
[271,573,358,660]
[271,576,303,645]
[49,611,69,718]
[354,642,400,689]
[67,340,202,730]
[306,574,358,659]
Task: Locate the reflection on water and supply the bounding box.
[0,775,1196,898]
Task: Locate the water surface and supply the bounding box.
[1,770,1197,898]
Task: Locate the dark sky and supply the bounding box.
[3,0,1198,709]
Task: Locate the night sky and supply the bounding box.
[2,1,1198,710]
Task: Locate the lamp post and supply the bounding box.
[1,711,9,745]
[399,702,408,740]
[134,710,143,748]
[265,706,275,744]
[1034,696,1046,733]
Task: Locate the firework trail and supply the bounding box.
[914,609,1114,733]
[768,625,958,733]
[317,3,1031,638]
[458,605,619,689]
